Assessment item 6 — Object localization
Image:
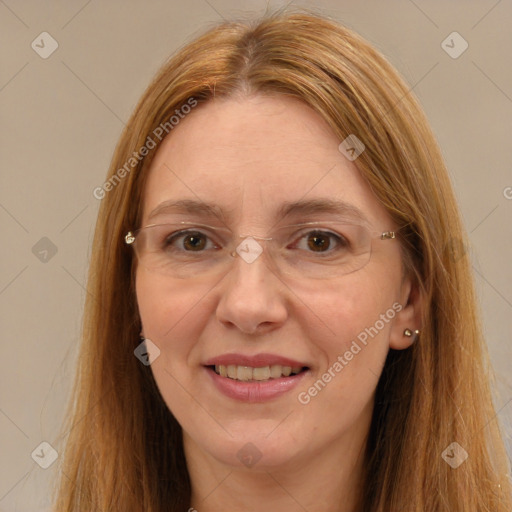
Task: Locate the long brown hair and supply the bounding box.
[53,8,512,511]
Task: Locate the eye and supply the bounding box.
[165,230,215,252]
[293,230,348,253]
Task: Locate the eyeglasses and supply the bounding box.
[124,221,396,281]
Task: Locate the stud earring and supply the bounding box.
[404,328,420,339]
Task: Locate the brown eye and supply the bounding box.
[162,230,213,252]
[181,232,207,251]
[292,228,349,255]
[306,232,331,252]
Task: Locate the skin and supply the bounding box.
[135,94,422,512]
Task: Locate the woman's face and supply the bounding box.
[135,94,418,470]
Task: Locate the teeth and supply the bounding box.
[227,365,237,379]
[214,364,304,381]
[253,366,270,380]
[270,365,283,379]
[282,366,292,377]
[237,366,253,381]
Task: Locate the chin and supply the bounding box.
[185,427,303,470]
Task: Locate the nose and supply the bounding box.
[215,248,288,335]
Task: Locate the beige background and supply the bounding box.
[1,0,511,509]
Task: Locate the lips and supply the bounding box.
[203,353,310,401]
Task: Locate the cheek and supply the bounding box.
[136,271,216,388]
[281,275,399,445]
[135,271,214,417]
[136,271,213,354]
[296,272,397,350]
[295,273,398,399]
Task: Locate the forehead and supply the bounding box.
[141,94,391,228]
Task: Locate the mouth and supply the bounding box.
[203,353,311,401]
[208,364,309,382]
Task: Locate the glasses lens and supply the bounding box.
[130,222,373,280]
[132,223,231,279]
[270,222,372,279]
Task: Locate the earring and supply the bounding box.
[404,328,420,339]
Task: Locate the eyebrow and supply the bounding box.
[147,199,230,223]
[277,198,370,225]
[146,198,369,225]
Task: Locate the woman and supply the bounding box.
[54,9,512,511]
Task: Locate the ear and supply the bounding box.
[389,276,423,350]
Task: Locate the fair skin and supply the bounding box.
[135,94,422,511]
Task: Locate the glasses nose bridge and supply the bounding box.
[229,232,293,281]
[229,233,275,262]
